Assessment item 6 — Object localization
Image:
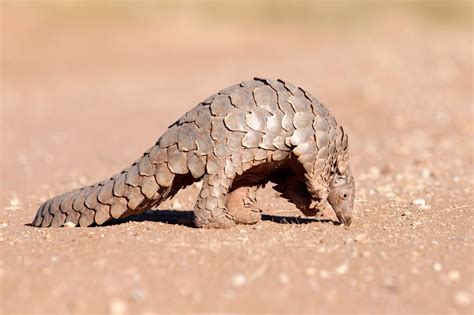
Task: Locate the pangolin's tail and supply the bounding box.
[32,143,190,228]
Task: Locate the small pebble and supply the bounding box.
[354,234,366,242]
[171,199,182,209]
[64,222,76,228]
[109,298,127,315]
[448,270,460,281]
[385,191,396,198]
[306,267,317,276]
[129,288,145,302]
[411,198,430,209]
[317,247,326,253]
[278,273,290,284]
[319,270,330,279]
[231,273,246,287]
[421,168,434,179]
[433,262,442,272]
[454,290,472,306]
[0,223,7,228]
[412,198,426,206]
[335,263,349,275]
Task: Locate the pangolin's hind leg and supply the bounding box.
[193,173,235,229]
[226,186,262,225]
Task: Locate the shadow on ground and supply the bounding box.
[104,210,337,227]
[24,210,336,228]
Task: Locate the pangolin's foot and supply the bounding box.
[226,186,262,225]
[193,210,236,229]
[193,173,236,229]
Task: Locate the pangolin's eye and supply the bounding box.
[342,193,348,199]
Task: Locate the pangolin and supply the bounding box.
[32,78,355,229]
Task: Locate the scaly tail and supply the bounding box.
[32,142,186,227]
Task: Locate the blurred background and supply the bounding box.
[2,0,471,191]
[1,1,473,314]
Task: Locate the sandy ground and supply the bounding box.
[1,2,473,314]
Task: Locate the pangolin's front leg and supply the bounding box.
[193,172,235,228]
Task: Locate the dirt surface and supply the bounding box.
[1,2,473,314]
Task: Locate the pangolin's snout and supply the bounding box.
[335,212,352,227]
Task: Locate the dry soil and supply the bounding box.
[1,3,473,314]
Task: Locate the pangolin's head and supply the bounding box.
[327,170,355,226]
